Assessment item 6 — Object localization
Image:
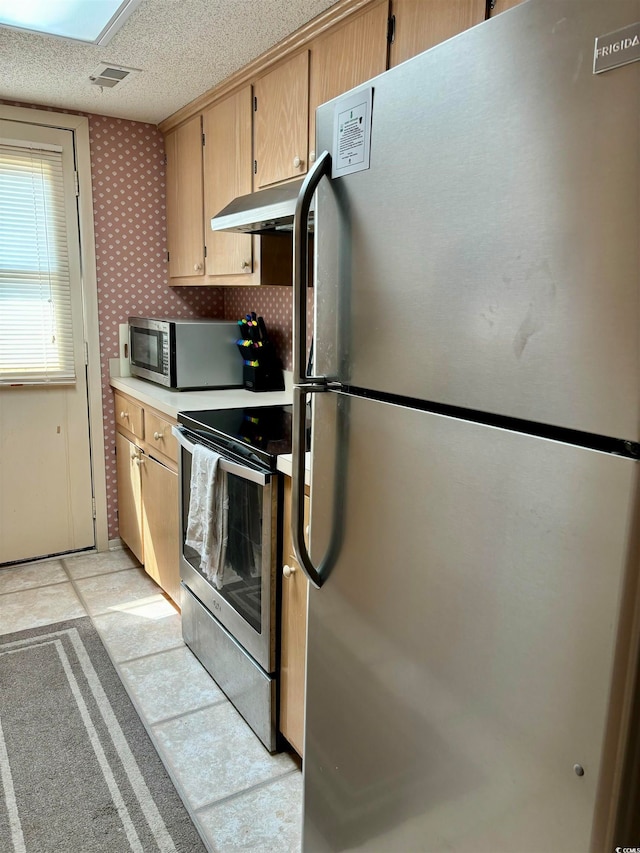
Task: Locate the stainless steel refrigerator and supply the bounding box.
[287,1,640,850]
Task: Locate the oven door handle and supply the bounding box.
[172,426,270,486]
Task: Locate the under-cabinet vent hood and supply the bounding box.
[210,179,313,234]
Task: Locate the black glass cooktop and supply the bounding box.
[178,405,294,471]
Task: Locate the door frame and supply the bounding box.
[0,104,108,552]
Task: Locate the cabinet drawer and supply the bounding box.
[114,392,143,439]
[144,409,178,465]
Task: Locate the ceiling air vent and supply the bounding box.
[89,63,139,88]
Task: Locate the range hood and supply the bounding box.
[210,178,313,235]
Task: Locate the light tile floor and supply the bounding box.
[0,547,303,853]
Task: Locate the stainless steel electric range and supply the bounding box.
[172,405,294,752]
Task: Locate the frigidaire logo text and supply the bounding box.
[596,34,640,58]
[594,22,640,74]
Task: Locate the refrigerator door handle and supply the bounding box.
[292,150,333,589]
[292,385,328,588]
[293,149,331,387]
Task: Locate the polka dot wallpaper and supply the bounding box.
[2,102,309,541]
[223,286,314,373]
[89,115,307,540]
[89,115,228,539]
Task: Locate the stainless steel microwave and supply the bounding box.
[128,317,243,390]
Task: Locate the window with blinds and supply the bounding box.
[0,141,76,385]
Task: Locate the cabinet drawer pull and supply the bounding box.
[120,411,128,419]
[153,431,163,441]
[194,262,203,272]
[309,150,316,163]
[134,456,145,466]
[241,260,251,271]
[283,564,297,578]
[293,155,303,169]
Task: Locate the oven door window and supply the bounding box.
[130,327,163,371]
[182,460,264,634]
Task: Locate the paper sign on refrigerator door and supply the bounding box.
[331,86,373,178]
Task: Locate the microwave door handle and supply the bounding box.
[171,426,269,486]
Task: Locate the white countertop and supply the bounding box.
[276,452,311,484]
[110,372,293,420]
[111,370,311,483]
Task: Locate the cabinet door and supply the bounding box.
[203,87,255,279]
[141,454,180,605]
[165,114,205,280]
[308,0,389,165]
[488,0,526,16]
[280,477,309,757]
[115,432,143,563]
[254,51,309,188]
[389,0,485,67]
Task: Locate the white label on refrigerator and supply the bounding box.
[332,87,373,178]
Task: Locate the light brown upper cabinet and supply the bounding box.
[253,51,310,188]
[487,0,526,16]
[389,0,485,68]
[203,86,254,279]
[164,92,292,286]
[165,114,205,280]
[308,0,389,164]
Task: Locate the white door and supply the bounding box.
[0,120,95,563]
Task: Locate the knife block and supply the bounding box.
[243,362,285,392]
[236,340,284,392]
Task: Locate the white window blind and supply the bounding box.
[0,141,76,385]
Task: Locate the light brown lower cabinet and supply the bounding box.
[140,454,180,605]
[115,431,143,563]
[280,476,309,757]
[114,392,180,606]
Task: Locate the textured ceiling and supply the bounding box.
[0,0,338,125]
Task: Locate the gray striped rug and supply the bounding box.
[0,617,206,852]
